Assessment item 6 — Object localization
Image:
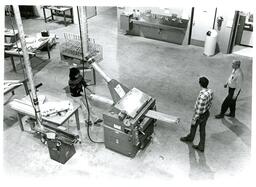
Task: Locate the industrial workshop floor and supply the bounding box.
[3,7,253,181]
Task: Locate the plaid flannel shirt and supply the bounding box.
[192,88,213,124]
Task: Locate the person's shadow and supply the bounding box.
[185,143,215,180]
[221,117,251,147]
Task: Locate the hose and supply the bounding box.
[83,85,104,144]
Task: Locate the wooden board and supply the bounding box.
[145,110,180,124]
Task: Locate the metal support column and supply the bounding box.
[188,7,194,45]
[13,5,44,130]
[77,6,88,59]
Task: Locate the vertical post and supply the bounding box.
[51,9,54,20]
[43,7,47,23]
[227,11,240,54]
[70,8,74,23]
[63,10,67,26]
[77,6,88,59]
[188,7,194,45]
[13,5,44,130]
[10,56,17,72]
[212,8,217,29]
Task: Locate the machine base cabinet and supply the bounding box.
[103,121,154,158]
[104,126,138,157]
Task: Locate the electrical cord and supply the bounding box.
[85,87,95,94]
[77,6,103,144]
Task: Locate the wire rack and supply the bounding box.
[60,32,103,62]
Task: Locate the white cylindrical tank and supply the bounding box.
[203,29,218,56]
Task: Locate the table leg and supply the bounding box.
[46,41,51,59]
[10,56,16,72]
[51,9,54,20]
[70,8,74,23]
[17,113,24,131]
[43,8,47,23]
[92,68,96,85]
[63,11,67,26]
[74,109,80,130]
[22,79,29,95]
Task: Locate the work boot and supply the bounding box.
[215,114,224,119]
[180,136,193,142]
[180,124,197,143]
[225,113,235,118]
[192,144,204,152]
[94,118,103,126]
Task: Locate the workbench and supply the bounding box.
[128,19,188,44]
[4,34,52,72]
[9,93,81,131]
[120,13,189,45]
[4,79,29,95]
[42,6,74,26]
[4,79,29,105]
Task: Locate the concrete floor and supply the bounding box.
[3,7,253,181]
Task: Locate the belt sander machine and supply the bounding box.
[87,57,180,157]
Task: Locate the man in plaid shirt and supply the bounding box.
[180,76,213,152]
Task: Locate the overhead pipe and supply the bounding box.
[90,62,112,83]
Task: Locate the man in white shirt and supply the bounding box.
[215,60,244,118]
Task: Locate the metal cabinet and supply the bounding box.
[120,14,132,31]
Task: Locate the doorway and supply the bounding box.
[230,11,253,57]
[190,7,216,47]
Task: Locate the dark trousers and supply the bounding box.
[187,111,210,149]
[220,87,240,116]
